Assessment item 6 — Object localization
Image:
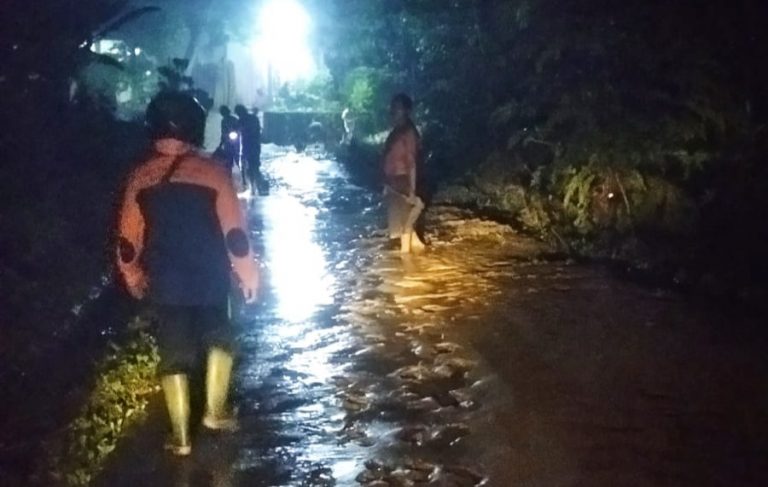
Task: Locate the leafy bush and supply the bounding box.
[305,69,339,107]
[45,329,159,486]
[271,71,342,113]
[341,67,394,122]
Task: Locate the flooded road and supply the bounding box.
[96,148,768,486]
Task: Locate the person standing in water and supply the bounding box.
[116,92,259,455]
[235,104,263,195]
[382,93,426,253]
[341,107,356,145]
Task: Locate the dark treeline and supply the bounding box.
[329,0,768,164]
[0,2,152,340]
[325,0,768,292]
[0,3,152,475]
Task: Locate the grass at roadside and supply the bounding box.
[41,325,159,486]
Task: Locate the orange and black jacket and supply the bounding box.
[116,139,258,305]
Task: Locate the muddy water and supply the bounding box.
[96,147,768,486]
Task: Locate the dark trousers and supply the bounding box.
[151,304,235,375]
[243,146,261,186]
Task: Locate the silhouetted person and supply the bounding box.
[116,92,259,456]
[235,105,263,195]
[308,118,325,144]
[217,106,241,174]
[383,93,425,253]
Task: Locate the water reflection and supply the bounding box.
[95,149,491,486]
[261,156,334,322]
[232,151,371,484]
[274,151,328,191]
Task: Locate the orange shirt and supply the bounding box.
[383,122,420,178]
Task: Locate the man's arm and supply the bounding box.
[404,130,419,197]
[212,168,260,303]
[116,173,147,298]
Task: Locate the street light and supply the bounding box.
[260,0,310,40]
[254,0,314,86]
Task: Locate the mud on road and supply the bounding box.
[96,147,768,487]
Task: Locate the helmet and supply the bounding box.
[146,91,206,146]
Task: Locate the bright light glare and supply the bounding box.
[228,131,239,141]
[260,0,310,40]
[264,181,334,322]
[254,0,315,81]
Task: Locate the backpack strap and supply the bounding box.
[160,155,186,185]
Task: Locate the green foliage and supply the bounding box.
[46,329,159,486]
[272,71,342,113]
[326,0,494,169]
[518,196,551,238]
[561,165,600,233]
[305,70,338,104]
[348,77,374,113]
[554,162,698,238]
[341,67,395,121]
[0,1,159,108]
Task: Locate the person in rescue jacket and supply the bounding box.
[116,91,259,456]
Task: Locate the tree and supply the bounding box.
[0,1,159,109]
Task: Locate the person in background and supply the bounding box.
[216,105,241,176]
[308,118,325,145]
[382,93,426,253]
[341,107,356,145]
[235,104,263,196]
[116,92,259,456]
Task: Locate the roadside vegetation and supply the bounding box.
[326,1,768,298]
[44,330,159,486]
[1,2,156,484]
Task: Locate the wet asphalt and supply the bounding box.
[95,147,768,486]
